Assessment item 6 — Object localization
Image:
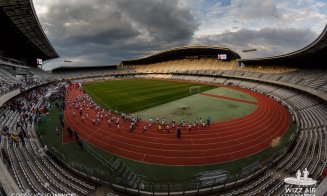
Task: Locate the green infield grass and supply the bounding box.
[82,79,258,123]
[82,78,216,113]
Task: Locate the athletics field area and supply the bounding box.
[38,78,294,183]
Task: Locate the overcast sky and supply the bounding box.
[33,0,327,70]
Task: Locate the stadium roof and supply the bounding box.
[122,45,241,65]
[51,65,117,73]
[239,24,327,67]
[0,0,59,66]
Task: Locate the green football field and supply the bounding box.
[83,79,258,123]
[82,78,216,113]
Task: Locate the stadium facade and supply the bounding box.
[0,0,58,67]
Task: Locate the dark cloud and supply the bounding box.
[40,1,139,46]
[35,0,198,69]
[193,27,317,57]
[114,0,198,43]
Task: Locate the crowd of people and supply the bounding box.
[0,85,52,168]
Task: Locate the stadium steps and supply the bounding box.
[11,143,48,194]
[310,129,324,176]
[22,141,89,195]
[301,130,318,172]
[28,121,97,192]
[290,131,313,173]
[5,137,34,194]
[15,144,65,194]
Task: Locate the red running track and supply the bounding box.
[63,86,290,166]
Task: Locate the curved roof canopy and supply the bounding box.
[0,0,59,66]
[239,25,327,67]
[51,65,117,73]
[122,46,240,65]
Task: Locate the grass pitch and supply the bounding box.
[82,79,215,113]
[135,87,257,123]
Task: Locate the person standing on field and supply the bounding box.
[176,127,181,140]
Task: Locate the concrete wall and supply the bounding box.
[0,89,20,107]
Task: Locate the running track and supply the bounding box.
[63,86,290,166]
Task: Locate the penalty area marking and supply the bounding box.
[199,93,258,105]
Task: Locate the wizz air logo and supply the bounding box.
[284,168,317,186]
[285,187,316,194]
[284,168,317,195]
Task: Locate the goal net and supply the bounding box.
[189,86,201,94]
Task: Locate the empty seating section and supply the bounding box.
[269,88,298,100]
[299,104,327,129]
[288,94,318,109]
[0,67,55,97]
[29,68,58,82]
[125,58,238,73]
[238,81,259,89]
[254,84,278,93]
[0,68,21,95]
[51,68,130,80]
[224,79,242,86]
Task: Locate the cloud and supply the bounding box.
[187,0,326,36]
[114,0,198,43]
[33,0,198,70]
[230,0,281,20]
[183,0,326,58]
[192,27,317,58]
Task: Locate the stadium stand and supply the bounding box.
[51,66,120,80]
[38,57,326,195]
[2,63,327,195]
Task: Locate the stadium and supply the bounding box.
[0,0,327,196]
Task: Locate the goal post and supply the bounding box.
[189,85,201,94]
